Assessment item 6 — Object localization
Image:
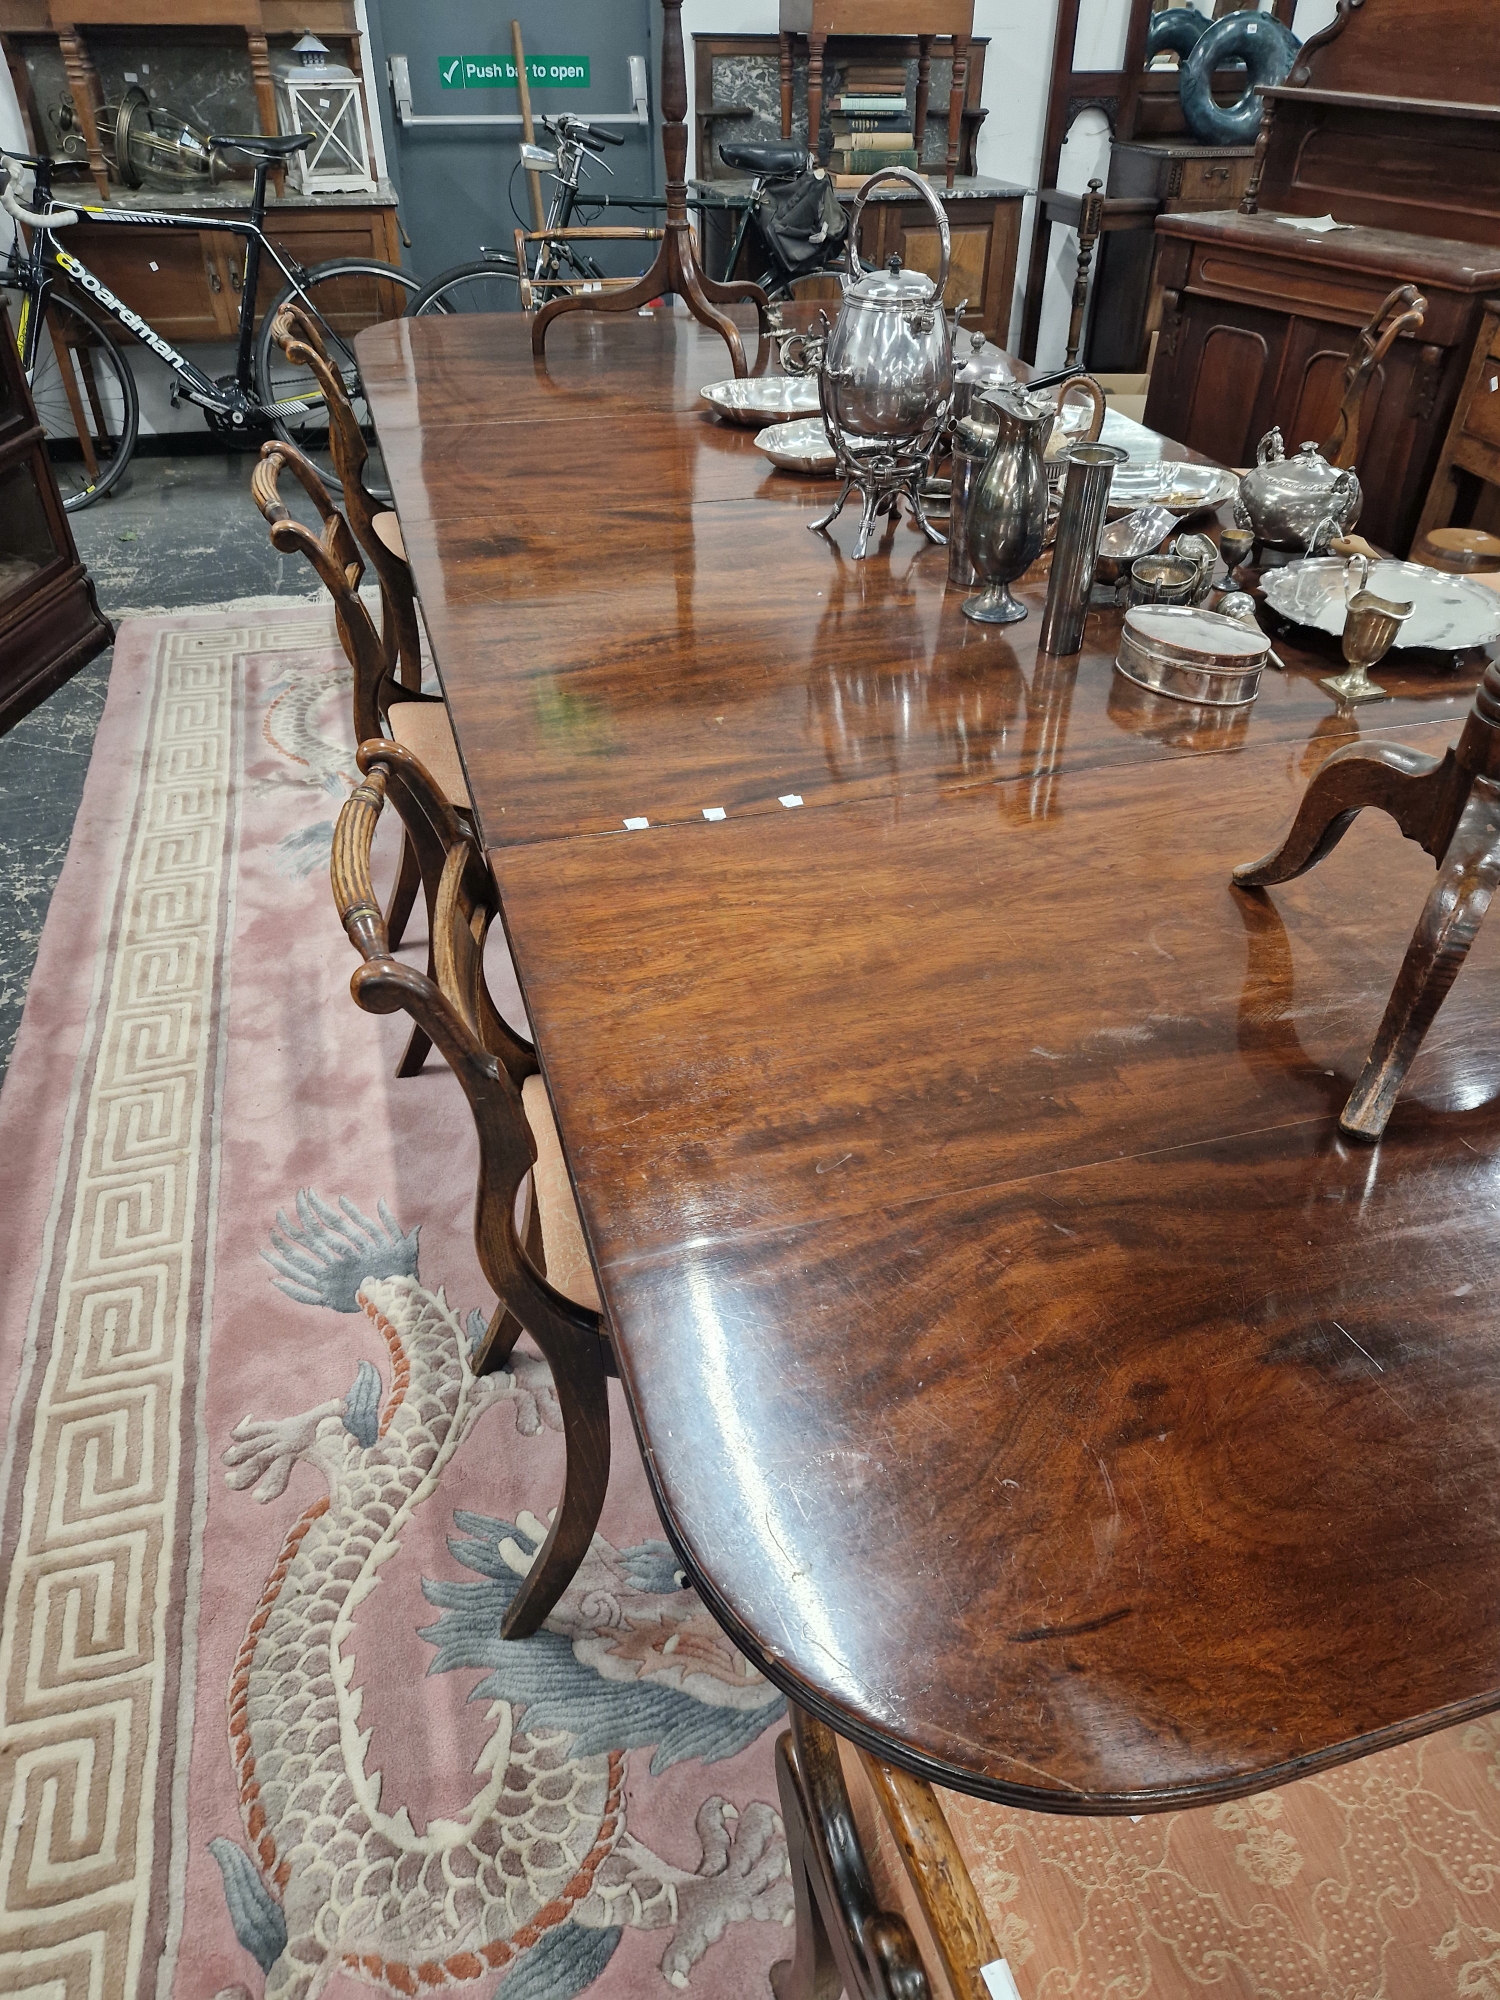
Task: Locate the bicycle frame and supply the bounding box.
[5,151,337,421]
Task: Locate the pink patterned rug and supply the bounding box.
[0,605,793,2000]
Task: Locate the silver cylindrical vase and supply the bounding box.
[1038,442,1124,656]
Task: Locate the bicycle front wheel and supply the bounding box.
[407,261,524,317]
[18,292,139,511]
[255,257,421,500]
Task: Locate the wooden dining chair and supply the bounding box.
[268,301,421,691]
[331,737,611,1641]
[251,438,469,1073]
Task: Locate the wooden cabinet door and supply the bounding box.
[1148,292,1288,470]
[66,223,239,342]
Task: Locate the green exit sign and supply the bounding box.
[439,54,591,90]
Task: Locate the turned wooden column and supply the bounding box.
[779,31,795,139]
[532,0,770,375]
[914,36,933,161]
[807,32,828,164]
[944,33,970,190]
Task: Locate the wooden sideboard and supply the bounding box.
[1145,212,1500,555]
[53,187,402,344]
[0,299,111,735]
[1143,0,1500,557]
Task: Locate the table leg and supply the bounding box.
[781,31,795,140]
[944,35,970,190]
[1342,777,1500,1139]
[1232,661,1500,1140]
[808,33,827,167]
[914,38,932,169]
[769,1704,931,2000]
[1231,739,1461,888]
[533,0,769,375]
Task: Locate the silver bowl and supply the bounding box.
[700,377,822,427]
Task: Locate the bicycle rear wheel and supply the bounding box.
[407,261,524,317]
[255,257,421,501]
[17,292,139,511]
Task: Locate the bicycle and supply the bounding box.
[1,138,420,509]
[407,113,628,319]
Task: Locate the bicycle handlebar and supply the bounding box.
[540,115,624,152]
[0,186,78,230]
[1,158,78,229]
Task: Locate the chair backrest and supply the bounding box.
[270,301,422,689]
[250,440,391,745]
[330,739,593,1368]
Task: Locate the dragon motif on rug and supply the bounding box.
[211,1192,791,2000]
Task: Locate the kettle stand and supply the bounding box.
[1232,657,1500,1141]
[531,0,771,377]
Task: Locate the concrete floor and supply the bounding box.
[0,448,322,1081]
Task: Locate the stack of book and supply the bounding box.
[829,62,916,184]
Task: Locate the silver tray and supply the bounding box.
[1261,557,1500,651]
[753,417,887,473]
[701,376,821,427]
[1106,462,1237,518]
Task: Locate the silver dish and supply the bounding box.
[1115,605,1269,707]
[1107,462,1237,518]
[701,376,821,427]
[754,418,885,474]
[1261,558,1500,650]
[1095,504,1176,582]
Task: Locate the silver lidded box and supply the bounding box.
[1115,605,1271,707]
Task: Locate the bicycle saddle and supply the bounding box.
[719,142,809,177]
[209,132,310,159]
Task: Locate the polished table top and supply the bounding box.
[359,306,1500,1814]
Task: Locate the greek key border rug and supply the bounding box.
[0,607,793,2000]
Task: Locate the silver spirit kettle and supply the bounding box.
[820,166,953,442]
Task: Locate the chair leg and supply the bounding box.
[770,1706,931,2000]
[385,825,421,952]
[1232,739,1459,889]
[1341,776,1500,1140]
[499,1326,612,1639]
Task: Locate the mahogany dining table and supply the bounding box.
[357,302,1500,1986]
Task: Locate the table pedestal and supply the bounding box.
[1234,656,1500,1140]
[533,0,769,376]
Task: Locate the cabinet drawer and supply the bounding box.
[1169,155,1254,209]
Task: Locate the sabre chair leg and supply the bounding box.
[770,1706,931,2000]
[499,1329,612,1639]
[1232,739,1460,889]
[385,825,421,952]
[1341,776,1500,1140]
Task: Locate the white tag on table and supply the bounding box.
[623,817,649,831]
[779,794,804,808]
[702,806,726,822]
[981,1961,1024,2000]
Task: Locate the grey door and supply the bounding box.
[362,0,657,290]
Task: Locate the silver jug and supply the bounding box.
[820,166,953,443]
[962,382,1058,625]
[1233,429,1361,553]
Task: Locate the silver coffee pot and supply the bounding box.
[820,166,953,443]
[1233,428,1361,554]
